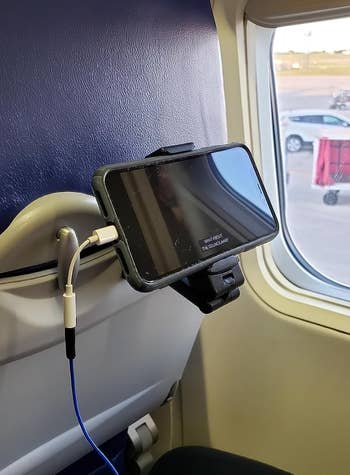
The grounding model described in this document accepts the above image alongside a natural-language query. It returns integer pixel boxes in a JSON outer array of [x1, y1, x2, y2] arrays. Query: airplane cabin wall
[[176, 1, 350, 474]]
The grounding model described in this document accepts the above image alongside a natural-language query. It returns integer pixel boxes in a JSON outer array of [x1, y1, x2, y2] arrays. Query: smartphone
[[92, 143, 279, 291]]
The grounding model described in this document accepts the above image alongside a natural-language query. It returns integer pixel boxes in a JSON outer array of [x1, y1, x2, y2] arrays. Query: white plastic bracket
[[127, 415, 159, 474]]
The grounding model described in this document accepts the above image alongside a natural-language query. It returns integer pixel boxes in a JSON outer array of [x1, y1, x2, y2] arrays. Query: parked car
[[330, 90, 350, 110], [280, 109, 350, 152]]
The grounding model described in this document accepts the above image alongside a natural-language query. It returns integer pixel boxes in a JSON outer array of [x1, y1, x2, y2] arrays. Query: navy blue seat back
[[0, 0, 226, 234]]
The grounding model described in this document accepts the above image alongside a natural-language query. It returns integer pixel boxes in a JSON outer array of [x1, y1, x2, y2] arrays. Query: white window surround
[[240, 20, 350, 333]]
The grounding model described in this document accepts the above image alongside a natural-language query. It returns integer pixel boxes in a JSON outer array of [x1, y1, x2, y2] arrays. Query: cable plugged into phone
[[59, 224, 120, 475]]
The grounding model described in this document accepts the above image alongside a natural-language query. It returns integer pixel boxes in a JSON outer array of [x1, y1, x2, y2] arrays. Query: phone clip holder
[[147, 143, 245, 314]]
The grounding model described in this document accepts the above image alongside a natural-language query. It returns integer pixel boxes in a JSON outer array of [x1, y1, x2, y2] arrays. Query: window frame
[[246, 20, 350, 305]]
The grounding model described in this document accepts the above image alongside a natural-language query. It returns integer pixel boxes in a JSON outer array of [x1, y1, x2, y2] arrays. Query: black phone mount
[[171, 255, 244, 314], [147, 142, 245, 314]]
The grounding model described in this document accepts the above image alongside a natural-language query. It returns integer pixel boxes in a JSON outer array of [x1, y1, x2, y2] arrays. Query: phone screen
[[104, 146, 278, 281]]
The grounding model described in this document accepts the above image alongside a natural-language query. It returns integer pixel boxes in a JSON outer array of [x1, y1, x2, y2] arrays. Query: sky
[[274, 18, 350, 53]]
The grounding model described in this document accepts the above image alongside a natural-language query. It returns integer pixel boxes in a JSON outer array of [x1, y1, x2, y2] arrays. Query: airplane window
[[272, 17, 350, 287]]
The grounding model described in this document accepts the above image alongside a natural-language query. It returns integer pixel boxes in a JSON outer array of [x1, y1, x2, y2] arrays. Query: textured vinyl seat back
[[0, 0, 226, 235], [0, 3, 227, 472]]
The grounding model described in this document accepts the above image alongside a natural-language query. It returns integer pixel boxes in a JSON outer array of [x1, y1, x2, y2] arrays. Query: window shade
[[246, 0, 350, 27]]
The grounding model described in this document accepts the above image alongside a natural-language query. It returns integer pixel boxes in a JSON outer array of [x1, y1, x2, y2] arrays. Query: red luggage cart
[[313, 137, 350, 205]]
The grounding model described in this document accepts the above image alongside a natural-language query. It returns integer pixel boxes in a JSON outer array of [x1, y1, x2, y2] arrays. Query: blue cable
[[69, 359, 120, 475]]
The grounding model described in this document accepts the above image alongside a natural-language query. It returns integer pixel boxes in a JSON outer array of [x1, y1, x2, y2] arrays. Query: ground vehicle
[[313, 137, 350, 205], [330, 90, 350, 110], [281, 109, 350, 152]]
